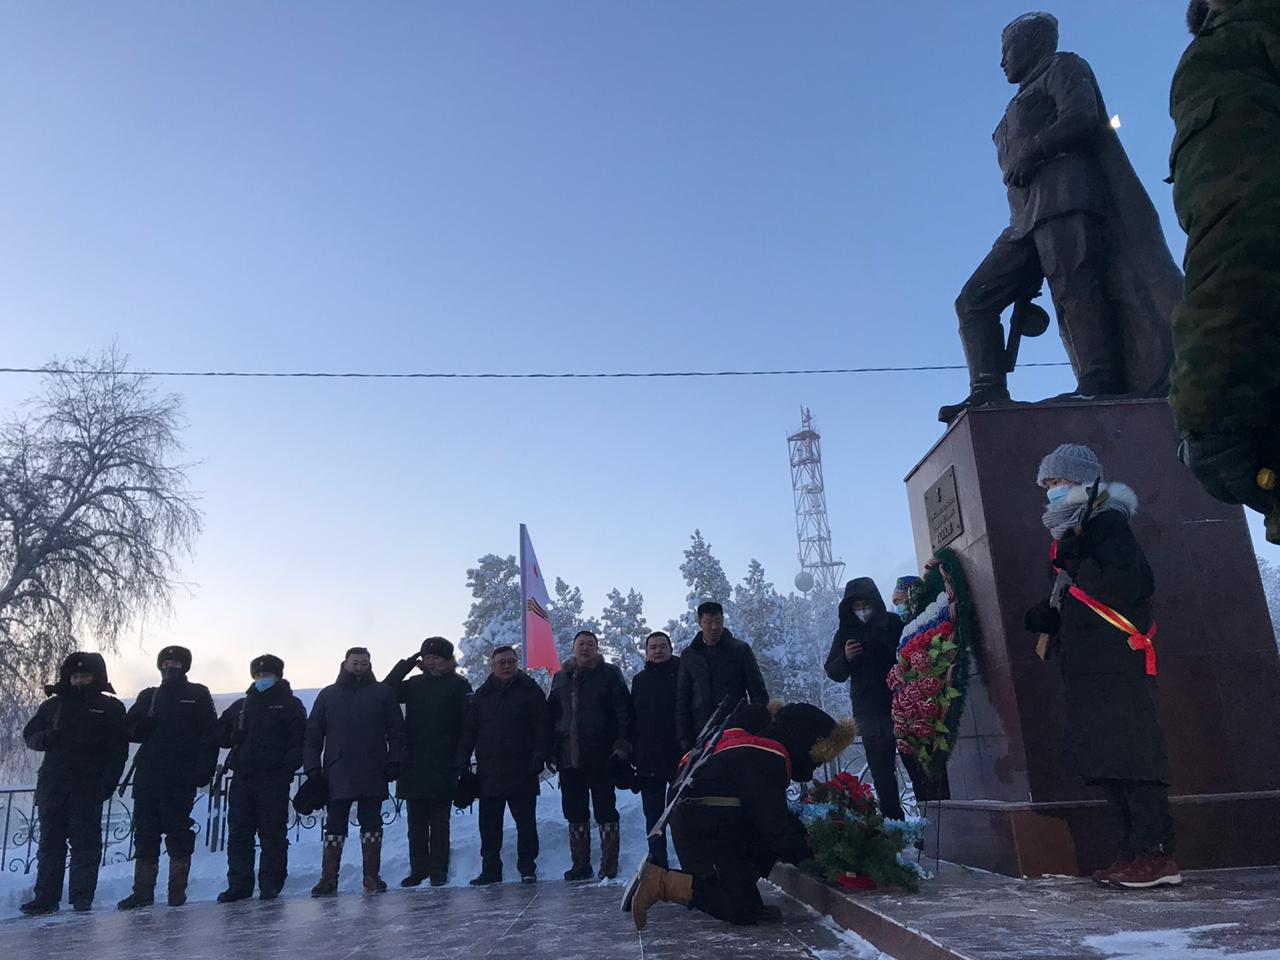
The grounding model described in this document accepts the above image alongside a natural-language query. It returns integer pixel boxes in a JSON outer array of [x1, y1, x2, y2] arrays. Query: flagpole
[[519, 523, 529, 672]]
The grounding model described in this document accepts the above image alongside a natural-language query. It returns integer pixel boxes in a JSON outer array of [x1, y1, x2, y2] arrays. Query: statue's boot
[[938, 323, 1010, 425]]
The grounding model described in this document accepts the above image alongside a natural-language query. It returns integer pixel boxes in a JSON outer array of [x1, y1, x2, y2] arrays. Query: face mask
[[893, 603, 909, 618], [160, 667, 183, 683], [855, 609, 873, 623], [254, 678, 276, 693], [1046, 485, 1072, 505]]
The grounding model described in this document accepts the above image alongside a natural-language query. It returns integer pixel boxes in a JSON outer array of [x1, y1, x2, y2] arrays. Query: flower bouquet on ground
[[888, 549, 975, 774], [791, 772, 922, 893]]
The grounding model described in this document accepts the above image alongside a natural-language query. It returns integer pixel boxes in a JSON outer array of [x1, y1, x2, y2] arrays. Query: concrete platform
[[0, 877, 886, 960], [772, 861, 1280, 960]]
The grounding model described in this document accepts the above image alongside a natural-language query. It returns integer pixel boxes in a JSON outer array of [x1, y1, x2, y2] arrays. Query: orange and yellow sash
[[1050, 541, 1158, 676]]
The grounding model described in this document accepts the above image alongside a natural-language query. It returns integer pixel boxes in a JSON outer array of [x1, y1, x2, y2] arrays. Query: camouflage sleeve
[[1168, 19, 1280, 434]]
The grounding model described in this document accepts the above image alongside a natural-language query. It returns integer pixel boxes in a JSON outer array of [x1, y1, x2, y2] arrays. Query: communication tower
[[788, 407, 845, 594]]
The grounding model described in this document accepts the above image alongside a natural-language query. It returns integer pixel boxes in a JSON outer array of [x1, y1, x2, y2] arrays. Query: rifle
[[117, 686, 161, 797], [621, 694, 744, 913], [1037, 477, 1106, 661]]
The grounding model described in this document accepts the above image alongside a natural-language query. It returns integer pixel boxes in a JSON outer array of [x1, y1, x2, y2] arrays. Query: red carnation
[[916, 676, 943, 698], [909, 719, 935, 739], [909, 650, 932, 674]]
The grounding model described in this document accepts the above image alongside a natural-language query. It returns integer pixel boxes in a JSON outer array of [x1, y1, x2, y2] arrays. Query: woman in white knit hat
[[1024, 443, 1179, 890]]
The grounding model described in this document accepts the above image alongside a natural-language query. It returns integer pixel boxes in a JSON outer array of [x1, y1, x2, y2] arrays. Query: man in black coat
[[1026, 443, 1176, 890], [631, 701, 853, 929], [548, 631, 632, 881], [304, 647, 406, 896], [456, 645, 550, 885], [214, 654, 307, 903], [825, 577, 911, 820], [675, 601, 769, 751], [630, 631, 681, 868], [118, 645, 218, 911], [20, 652, 128, 915]]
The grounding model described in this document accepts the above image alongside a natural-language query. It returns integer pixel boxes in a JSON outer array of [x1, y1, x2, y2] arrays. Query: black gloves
[[384, 762, 400, 782], [1180, 432, 1272, 514], [1052, 530, 1092, 574], [1024, 600, 1061, 636]]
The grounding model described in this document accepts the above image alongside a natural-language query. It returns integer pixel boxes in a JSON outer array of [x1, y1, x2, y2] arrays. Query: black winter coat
[[25, 685, 128, 805], [630, 656, 682, 781], [1042, 506, 1168, 783], [216, 680, 307, 782], [676, 729, 811, 874], [385, 658, 472, 801], [126, 677, 219, 797], [824, 578, 902, 738], [304, 670, 406, 802], [457, 671, 549, 798], [549, 655, 631, 773], [675, 630, 768, 748]]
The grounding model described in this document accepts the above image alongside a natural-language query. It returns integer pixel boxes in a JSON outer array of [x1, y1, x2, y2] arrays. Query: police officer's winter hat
[[420, 636, 454, 660], [51, 651, 114, 695], [1037, 443, 1102, 487], [250, 654, 285, 678], [156, 645, 193, 674], [765, 701, 857, 783]]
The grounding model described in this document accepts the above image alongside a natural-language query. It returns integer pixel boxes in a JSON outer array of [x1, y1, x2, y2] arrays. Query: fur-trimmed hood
[[1059, 480, 1139, 517]]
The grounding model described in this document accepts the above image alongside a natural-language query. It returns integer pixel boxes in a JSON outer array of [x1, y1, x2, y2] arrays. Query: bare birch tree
[[0, 351, 201, 762]]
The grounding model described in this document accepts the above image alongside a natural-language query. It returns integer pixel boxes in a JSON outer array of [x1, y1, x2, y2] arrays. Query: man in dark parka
[[1025, 444, 1177, 889], [384, 636, 472, 887], [21, 652, 128, 915], [214, 654, 307, 903], [675, 601, 769, 751], [824, 577, 916, 820], [456, 645, 550, 885], [304, 647, 406, 896], [631, 701, 854, 929], [548, 631, 632, 881], [630, 631, 682, 868], [118, 645, 218, 910], [1170, 0, 1280, 518]]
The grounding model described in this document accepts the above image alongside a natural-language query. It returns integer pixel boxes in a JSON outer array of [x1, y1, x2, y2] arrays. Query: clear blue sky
[[0, 1, 1256, 698]]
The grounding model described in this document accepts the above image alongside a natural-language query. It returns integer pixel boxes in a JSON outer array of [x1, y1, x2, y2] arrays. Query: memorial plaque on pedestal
[[906, 399, 1280, 877], [925, 466, 963, 551]]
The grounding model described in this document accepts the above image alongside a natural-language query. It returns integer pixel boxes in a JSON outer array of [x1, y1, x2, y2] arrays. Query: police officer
[[118, 645, 218, 910], [20, 652, 128, 915], [215, 654, 307, 902]]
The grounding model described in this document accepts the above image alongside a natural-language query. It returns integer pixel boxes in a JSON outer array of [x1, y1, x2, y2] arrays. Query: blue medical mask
[[1046, 485, 1072, 505], [893, 603, 909, 618], [253, 677, 276, 693]]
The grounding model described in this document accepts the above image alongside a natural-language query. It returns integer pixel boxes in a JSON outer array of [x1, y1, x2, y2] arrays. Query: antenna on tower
[[788, 407, 845, 595]]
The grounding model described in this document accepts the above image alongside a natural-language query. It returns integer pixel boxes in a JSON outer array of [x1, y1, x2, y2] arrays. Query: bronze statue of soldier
[[939, 12, 1183, 425]]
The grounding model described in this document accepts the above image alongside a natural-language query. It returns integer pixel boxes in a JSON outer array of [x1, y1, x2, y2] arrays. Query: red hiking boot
[[1090, 855, 1131, 887], [1108, 852, 1182, 889]]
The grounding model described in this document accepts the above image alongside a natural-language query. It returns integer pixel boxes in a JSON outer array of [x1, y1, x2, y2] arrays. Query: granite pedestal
[[906, 399, 1280, 876]]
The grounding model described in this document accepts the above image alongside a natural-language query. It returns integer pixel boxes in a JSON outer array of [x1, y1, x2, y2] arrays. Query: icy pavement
[[779, 860, 1280, 960], [0, 877, 889, 960]]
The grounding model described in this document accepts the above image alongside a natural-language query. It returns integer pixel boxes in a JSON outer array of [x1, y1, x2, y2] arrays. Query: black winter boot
[[117, 859, 159, 910], [19, 899, 59, 917], [563, 822, 593, 881], [938, 320, 1011, 424]]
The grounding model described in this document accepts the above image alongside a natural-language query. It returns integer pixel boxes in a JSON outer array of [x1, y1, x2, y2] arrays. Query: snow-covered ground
[[0, 776, 655, 917]]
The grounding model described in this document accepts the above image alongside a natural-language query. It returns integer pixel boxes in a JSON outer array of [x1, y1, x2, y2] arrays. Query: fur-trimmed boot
[[361, 831, 387, 893], [563, 822, 593, 882], [117, 859, 159, 910], [598, 821, 620, 880], [167, 856, 191, 906], [310, 835, 344, 897], [631, 862, 694, 931]]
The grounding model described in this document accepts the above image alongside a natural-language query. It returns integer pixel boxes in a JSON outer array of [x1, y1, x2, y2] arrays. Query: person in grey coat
[[304, 647, 406, 896]]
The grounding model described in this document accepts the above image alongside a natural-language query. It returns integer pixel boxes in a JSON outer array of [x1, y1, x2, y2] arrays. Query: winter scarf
[[1042, 481, 1138, 540]]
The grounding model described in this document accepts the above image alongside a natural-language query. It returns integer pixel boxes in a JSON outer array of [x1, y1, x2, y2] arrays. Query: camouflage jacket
[[1168, 0, 1280, 434]]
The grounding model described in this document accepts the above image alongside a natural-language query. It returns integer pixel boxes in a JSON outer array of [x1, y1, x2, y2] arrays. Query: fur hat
[[1037, 443, 1102, 487], [156, 645, 192, 674], [50, 651, 114, 695], [421, 636, 454, 660], [765, 701, 857, 783], [250, 654, 285, 678]]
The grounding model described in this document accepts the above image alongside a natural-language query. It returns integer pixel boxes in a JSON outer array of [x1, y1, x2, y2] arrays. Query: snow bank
[[0, 777, 654, 918]]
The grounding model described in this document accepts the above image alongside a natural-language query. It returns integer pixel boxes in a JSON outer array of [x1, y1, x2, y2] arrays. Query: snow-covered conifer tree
[[459, 553, 522, 680], [599, 587, 648, 679], [548, 576, 601, 663], [675, 530, 734, 645]]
